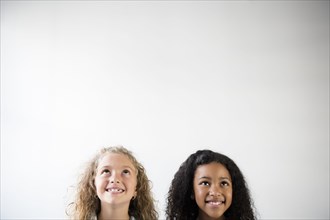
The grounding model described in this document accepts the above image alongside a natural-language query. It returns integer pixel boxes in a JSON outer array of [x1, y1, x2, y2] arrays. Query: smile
[[106, 187, 125, 193], [206, 199, 225, 206]]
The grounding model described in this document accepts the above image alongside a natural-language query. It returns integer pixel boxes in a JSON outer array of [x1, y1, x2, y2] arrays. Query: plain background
[[1, 1, 329, 219]]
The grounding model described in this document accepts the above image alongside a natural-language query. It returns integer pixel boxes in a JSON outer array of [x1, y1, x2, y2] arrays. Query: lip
[[106, 186, 125, 193], [205, 199, 225, 207]]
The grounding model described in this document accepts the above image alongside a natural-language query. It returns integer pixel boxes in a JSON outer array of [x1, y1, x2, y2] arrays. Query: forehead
[[97, 152, 135, 169], [194, 162, 231, 179]]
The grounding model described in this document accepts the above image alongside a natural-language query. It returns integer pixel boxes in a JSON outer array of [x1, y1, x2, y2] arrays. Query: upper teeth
[[108, 188, 124, 192], [209, 201, 223, 205]]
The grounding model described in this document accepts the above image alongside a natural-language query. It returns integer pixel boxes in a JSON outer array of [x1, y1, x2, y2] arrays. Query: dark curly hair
[[166, 149, 257, 220]]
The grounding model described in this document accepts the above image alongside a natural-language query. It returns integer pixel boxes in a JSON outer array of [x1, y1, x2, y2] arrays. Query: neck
[[98, 203, 130, 220], [196, 215, 226, 220]]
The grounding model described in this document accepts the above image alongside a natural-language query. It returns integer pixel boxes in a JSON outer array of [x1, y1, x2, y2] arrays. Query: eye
[[220, 180, 230, 187], [101, 169, 110, 176], [122, 169, 131, 175], [199, 181, 210, 186]]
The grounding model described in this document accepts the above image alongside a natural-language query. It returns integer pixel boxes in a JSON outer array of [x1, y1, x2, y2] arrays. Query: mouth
[[206, 200, 225, 206], [106, 187, 125, 193]]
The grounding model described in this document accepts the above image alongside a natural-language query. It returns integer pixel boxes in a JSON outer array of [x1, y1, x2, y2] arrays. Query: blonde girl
[[67, 146, 158, 220]]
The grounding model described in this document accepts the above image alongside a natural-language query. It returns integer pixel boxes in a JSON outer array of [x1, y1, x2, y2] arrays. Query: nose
[[209, 185, 221, 197], [110, 179, 120, 183], [209, 191, 221, 196], [109, 172, 121, 183]]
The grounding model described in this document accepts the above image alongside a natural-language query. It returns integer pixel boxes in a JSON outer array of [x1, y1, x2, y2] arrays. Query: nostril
[[209, 191, 221, 197]]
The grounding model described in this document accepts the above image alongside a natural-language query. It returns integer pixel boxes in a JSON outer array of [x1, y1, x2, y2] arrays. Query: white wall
[[1, 1, 329, 219]]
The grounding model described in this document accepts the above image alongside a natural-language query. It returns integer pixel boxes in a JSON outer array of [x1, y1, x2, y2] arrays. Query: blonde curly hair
[[67, 146, 158, 219]]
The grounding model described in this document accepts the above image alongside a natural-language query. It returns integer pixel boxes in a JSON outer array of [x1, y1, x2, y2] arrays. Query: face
[[94, 152, 137, 208], [193, 162, 233, 220]]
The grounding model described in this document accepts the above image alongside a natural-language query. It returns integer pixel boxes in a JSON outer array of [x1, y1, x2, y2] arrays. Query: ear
[[132, 191, 137, 200]]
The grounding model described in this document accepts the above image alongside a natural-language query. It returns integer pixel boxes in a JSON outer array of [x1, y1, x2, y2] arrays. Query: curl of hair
[[67, 146, 158, 220], [166, 149, 257, 220]]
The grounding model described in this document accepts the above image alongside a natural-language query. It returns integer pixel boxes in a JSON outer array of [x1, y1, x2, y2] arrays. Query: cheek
[[123, 175, 137, 189], [194, 187, 205, 202], [193, 182, 198, 195], [93, 179, 101, 198], [225, 189, 233, 204], [130, 177, 138, 190], [94, 177, 105, 191], [94, 179, 99, 192]]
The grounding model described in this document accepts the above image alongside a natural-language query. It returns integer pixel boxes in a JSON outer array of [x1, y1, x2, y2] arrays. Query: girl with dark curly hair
[[67, 146, 158, 220], [166, 149, 257, 220]]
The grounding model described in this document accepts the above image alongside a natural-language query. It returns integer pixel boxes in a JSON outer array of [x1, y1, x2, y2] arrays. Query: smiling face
[[94, 152, 137, 208], [193, 162, 233, 220]]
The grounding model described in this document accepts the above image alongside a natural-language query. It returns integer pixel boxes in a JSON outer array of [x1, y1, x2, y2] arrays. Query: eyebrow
[[98, 165, 135, 170], [198, 176, 231, 181], [199, 176, 211, 180]]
